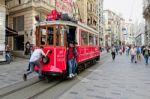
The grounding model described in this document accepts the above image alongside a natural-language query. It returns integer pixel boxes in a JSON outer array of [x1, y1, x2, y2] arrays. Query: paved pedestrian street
[[0, 58, 37, 89], [59, 54, 150, 99]]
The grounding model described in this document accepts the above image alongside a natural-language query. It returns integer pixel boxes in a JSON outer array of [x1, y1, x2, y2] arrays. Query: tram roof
[[37, 20, 99, 35]]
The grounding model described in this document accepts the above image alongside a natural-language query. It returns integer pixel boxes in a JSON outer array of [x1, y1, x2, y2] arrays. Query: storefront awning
[[6, 27, 18, 37]]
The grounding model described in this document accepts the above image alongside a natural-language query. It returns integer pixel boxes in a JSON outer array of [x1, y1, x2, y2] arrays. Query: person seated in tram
[[67, 41, 75, 78]]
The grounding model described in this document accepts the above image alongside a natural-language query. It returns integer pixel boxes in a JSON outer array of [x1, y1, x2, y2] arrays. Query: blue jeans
[[144, 55, 149, 64], [72, 58, 77, 74], [131, 55, 135, 63], [5, 52, 11, 63], [68, 59, 73, 75], [26, 60, 42, 76]]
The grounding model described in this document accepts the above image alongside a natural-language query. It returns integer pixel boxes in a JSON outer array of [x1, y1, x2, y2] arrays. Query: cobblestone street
[[59, 54, 150, 99]]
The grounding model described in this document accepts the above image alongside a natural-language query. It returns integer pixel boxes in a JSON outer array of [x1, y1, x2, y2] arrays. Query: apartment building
[[143, 0, 150, 45], [97, 0, 104, 46], [5, 0, 99, 57], [103, 10, 123, 46], [75, 0, 98, 30], [0, 0, 6, 61], [123, 21, 135, 45], [5, 0, 55, 56]]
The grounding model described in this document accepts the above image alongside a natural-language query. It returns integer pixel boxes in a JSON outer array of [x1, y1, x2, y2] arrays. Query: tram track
[[0, 52, 109, 99], [27, 80, 62, 99], [0, 77, 40, 98], [0, 78, 61, 99]]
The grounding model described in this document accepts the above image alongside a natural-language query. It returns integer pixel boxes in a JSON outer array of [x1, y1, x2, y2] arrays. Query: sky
[[104, 0, 144, 23]]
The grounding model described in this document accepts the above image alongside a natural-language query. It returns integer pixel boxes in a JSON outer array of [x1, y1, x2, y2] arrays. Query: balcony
[[7, 0, 55, 14]]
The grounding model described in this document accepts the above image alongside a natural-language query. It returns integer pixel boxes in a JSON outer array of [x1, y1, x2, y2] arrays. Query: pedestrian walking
[[111, 45, 116, 60], [23, 46, 50, 81], [5, 44, 12, 63], [136, 46, 142, 61], [130, 46, 137, 63], [115, 45, 119, 55], [119, 47, 122, 55], [27, 45, 34, 71], [143, 46, 150, 65], [126, 46, 129, 56], [123, 46, 125, 53]]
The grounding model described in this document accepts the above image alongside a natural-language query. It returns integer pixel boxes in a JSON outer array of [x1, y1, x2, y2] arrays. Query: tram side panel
[[77, 45, 100, 63], [35, 46, 66, 75]]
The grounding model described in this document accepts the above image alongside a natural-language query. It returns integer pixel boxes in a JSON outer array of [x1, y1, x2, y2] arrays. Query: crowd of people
[[109, 44, 150, 65], [129, 45, 150, 65]]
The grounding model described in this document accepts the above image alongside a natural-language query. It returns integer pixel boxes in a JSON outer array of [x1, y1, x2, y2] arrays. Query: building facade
[[0, 0, 6, 61], [5, 0, 56, 57], [56, 0, 74, 17], [103, 10, 123, 47], [75, 0, 98, 30], [143, 0, 150, 45], [6, 0, 78, 56], [135, 22, 145, 46], [6, 0, 99, 57], [123, 21, 135, 45], [97, 0, 104, 46]]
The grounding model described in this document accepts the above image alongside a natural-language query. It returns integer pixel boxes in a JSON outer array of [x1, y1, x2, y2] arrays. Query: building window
[[18, 0, 21, 4], [14, 35, 24, 51], [90, 4, 92, 11], [13, 15, 24, 31]]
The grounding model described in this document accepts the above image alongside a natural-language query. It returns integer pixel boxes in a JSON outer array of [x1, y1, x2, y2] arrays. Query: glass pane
[[60, 26, 65, 46], [89, 34, 94, 45], [56, 26, 65, 46], [81, 31, 88, 45], [47, 26, 54, 45], [40, 26, 47, 45]]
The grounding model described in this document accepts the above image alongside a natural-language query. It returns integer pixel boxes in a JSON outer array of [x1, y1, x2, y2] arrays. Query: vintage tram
[[34, 20, 100, 79]]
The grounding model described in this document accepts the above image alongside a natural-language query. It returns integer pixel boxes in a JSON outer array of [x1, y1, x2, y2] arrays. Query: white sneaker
[[69, 74, 72, 78], [71, 74, 75, 77], [70, 74, 74, 77]]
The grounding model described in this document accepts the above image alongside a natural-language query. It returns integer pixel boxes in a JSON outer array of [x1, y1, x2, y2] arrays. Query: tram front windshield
[[39, 25, 66, 46]]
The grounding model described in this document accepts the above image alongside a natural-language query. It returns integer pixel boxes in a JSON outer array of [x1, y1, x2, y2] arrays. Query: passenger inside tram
[[47, 27, 54, 45]]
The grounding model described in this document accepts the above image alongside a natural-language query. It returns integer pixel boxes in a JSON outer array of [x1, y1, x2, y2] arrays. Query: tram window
[[89, 34, 94, 45], [93, 35, 98, 45], [47, 27, 54, 45], [56, 26, 65, 46], [60, 26, 65, 46], [40, 27, 47, 45], [81, 31, 88, 45], [95, 36, 98, 45]]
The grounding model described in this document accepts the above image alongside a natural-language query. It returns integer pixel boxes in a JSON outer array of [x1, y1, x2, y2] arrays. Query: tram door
[[54, 25, 67, 71]]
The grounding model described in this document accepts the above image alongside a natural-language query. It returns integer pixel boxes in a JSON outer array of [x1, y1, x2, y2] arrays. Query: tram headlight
[[42, 56, 50, 64]]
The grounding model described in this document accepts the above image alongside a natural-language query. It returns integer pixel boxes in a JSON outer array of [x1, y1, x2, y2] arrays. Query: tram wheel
[[45, 77, 51, 83], [61, 71, 67, 80], [93, 59, 96, 64], [38, 75, 45, 80]]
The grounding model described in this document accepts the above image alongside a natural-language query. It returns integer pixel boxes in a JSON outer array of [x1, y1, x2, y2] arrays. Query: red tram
[[34, 20, 100, 79]]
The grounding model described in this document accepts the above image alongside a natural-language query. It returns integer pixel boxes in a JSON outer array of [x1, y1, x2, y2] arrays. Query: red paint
[[35, 46, 66, 73]]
